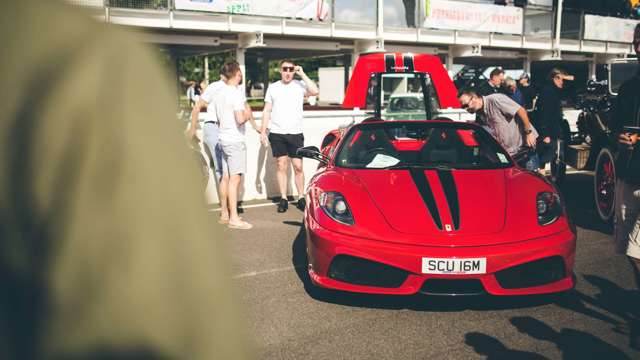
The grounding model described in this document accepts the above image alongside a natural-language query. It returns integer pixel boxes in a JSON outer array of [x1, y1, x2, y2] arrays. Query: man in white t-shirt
[[189, 70, 258, 184], [260, 59, 318, 213], [213, 61, 253, 230]]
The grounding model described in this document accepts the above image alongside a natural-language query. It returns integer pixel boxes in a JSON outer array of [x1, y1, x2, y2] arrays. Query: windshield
[[334, 122, 513, 170], [365, 73, 440, 120]]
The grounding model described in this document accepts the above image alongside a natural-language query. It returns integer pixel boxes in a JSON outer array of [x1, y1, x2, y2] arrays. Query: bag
[[624, 146, 640, 184], [622, 107, 640, 184]]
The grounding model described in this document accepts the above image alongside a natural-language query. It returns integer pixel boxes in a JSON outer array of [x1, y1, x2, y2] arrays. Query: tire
[[593, 147, 616, 223], [549, 139, 566, 183]]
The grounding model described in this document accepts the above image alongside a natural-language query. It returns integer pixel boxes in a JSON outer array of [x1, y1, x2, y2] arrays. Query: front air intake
[[495, 256, 566, 289], [327, 255, 409, 288], [420, 279, 485, 296]]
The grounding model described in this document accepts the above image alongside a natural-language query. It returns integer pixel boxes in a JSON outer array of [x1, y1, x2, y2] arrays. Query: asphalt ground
[[219, 172, 640, 359]]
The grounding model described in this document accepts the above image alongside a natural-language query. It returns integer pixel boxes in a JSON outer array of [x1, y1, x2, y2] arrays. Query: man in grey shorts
[[189, 70, 258, 184], [213, 61, 252, 230]]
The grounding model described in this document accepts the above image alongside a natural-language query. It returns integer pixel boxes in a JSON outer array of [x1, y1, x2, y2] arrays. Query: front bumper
[[306, 215, 576, 296]]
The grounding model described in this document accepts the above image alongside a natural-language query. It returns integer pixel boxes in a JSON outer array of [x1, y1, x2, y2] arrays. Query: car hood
[[354, 168, 507, 238]]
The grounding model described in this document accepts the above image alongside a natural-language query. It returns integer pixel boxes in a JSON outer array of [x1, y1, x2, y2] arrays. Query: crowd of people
[[458, 66, 574, 175], [188, 59, 318, 229]]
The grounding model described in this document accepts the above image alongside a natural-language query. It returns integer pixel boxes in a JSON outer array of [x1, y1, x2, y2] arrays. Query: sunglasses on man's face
[[460, 97, 475, 109], [281, 66, 295, 72]]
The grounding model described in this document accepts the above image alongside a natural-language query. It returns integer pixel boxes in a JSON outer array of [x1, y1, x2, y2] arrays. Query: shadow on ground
[[465, 272, 640, 359], [465, 332, 549, 359], [465, 315, 633, 359]]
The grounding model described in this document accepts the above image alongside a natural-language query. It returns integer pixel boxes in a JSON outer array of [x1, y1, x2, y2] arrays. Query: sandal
[[218, 216, 241, 224], [228, 220, 253, 230]]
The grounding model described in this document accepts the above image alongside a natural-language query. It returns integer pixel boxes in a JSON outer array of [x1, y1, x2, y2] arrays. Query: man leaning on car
[[458, 90, 540, 172]]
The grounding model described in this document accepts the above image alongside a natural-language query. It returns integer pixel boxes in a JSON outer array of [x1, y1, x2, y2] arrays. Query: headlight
[[319, 191, 354, 225], [537, 192, 562, 226]]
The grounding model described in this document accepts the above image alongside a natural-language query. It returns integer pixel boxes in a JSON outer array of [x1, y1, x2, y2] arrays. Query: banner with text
[[174, 0, 330, 21], [583, 14, 639, 43], [423, 0, 523, 34]]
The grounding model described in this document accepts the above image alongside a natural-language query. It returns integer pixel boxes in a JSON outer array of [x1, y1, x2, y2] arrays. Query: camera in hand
[[624, 126, 640, 134]]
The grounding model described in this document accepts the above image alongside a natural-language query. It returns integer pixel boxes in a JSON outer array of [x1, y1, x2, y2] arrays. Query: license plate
[[421, 257, 487, 275]]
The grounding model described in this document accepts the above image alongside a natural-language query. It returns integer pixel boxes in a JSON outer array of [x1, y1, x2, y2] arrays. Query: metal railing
[[66, 1, 635, 45], [63, 0, 104, 7]]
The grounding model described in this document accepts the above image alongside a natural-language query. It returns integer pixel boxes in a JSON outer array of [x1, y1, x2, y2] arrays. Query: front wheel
[[593, 147, 616, 223]]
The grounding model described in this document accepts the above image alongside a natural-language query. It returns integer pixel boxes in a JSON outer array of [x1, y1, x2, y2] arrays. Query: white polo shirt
[[264, 80, 307, 134]]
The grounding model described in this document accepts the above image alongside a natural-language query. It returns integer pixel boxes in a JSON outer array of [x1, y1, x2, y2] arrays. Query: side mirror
[[297, 146, 329, 165]]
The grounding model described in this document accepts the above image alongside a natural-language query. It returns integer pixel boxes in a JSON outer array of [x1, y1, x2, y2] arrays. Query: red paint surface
[[342, 52, 460, 110]]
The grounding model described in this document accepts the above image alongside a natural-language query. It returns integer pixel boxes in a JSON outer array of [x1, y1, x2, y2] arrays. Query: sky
[[334, 0, 377, 24], [334, 0, 413, 27]]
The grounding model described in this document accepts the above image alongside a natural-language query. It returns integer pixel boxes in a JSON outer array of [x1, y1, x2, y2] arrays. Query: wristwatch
[[524, 129, 533, 135]]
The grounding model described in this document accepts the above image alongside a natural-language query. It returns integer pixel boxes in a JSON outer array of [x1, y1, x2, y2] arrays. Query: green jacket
[[0, 1, 250, 359]]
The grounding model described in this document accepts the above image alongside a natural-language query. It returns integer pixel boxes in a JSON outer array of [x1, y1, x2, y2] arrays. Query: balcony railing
[[107, 0, 169, 10], [65, 0, 635, 46]]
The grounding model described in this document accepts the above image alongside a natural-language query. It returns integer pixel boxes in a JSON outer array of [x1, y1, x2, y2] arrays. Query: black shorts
[[269, 132, 304, 158]]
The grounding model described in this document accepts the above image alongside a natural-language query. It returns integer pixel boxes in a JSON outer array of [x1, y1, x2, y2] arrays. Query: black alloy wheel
[[593, 147, 616, 223]]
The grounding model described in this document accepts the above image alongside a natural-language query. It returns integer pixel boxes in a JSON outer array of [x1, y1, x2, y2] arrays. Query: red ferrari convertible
[[297, 53, 576, 296]]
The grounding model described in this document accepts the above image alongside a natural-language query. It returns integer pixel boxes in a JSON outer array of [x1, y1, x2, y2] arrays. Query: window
[[364, 73, 440, 120]]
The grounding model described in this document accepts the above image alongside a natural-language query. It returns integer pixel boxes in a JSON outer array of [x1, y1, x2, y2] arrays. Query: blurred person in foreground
[[613, 23, 640, 351], [0, 1, 250, 359]]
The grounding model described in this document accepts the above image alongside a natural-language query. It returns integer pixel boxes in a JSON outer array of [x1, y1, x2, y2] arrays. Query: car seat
[[421, 130, 459, 164], [351, 130, 398, 165]]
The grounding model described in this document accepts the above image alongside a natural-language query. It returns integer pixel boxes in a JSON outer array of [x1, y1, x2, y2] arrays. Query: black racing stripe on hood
[[403, 54, 414, 72], [409, 169, 443, 230], [385, 53, 395, 73], [437, 170, 460, 230]]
